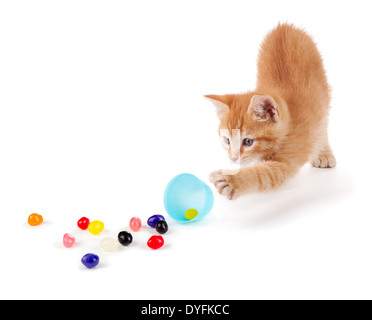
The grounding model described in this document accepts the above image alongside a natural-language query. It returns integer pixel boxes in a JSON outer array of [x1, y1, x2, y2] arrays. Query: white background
[[0, 0, 371, 300]]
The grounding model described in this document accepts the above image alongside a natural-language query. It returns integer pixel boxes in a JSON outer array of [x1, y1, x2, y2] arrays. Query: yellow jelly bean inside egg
[[184, 209, 199, 220]]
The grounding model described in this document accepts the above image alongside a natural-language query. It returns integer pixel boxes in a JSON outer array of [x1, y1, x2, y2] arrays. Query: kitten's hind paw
[[210, 170, 239, 200], [311, 152, 336, 168]]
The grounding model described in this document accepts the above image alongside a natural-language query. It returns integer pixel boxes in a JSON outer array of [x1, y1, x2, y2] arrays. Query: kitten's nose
[[230, 156, 239, 163]]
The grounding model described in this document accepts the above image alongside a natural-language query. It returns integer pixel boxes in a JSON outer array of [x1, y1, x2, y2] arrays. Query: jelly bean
[[81, 253, 100, 269], [28, 213, 43, 226], [100, 237, 119, 252], [147, 215, 165, 228], [77, 217, 90, 230], [184, 208, 199, 220], [118, 231, 133, 246], [129, 217, 142, 232], [88, 220, 104, 235], [63, 233, 75, 248], [147, 235, 164, 250], [155, 220, 168, 234]]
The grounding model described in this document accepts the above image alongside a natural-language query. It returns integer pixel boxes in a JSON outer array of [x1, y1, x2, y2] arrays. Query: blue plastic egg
[[163, 173, 214, 222]]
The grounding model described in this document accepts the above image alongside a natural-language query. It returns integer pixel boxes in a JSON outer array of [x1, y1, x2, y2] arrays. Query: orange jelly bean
[[28, 213, 43, 226]]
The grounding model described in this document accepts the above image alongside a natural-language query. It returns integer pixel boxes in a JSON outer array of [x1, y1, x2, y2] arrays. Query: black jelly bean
[[155, 220, 168, 234], [118, 231, 133, 246]]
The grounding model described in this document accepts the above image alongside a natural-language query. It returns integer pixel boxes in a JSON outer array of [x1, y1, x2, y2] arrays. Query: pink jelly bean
[[129, 217, 142, 232], [63, 233, 76, 248]]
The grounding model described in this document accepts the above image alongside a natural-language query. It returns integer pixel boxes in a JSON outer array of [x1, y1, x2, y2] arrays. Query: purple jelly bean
[[147, 215, 165, 228], [81, 253, 100, 269]]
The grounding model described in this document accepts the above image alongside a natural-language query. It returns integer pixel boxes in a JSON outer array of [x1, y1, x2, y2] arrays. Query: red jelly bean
[[77, 217, 90, 230], [147, 235, 164, 250]]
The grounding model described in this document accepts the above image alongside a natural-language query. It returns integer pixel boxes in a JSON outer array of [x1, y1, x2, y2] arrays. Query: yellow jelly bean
[[184, 208, 199, 220], [88, 220, 104, 235]]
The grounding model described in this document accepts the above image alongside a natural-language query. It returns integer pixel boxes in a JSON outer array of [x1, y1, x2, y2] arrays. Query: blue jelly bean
[[147, 215, 165, 228], [81, 253, 100, 269]]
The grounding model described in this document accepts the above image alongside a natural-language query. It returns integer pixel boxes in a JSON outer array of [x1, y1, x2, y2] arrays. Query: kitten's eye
[[223, 137, 230, 145], [243, 138, 254, 146]]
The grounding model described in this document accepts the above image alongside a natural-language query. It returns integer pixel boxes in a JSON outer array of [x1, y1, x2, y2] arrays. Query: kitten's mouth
[[239, 157, 259, 166], [230, 158, 245, 166], [239, 159, 249, 166], [229, 156, 259, 166]]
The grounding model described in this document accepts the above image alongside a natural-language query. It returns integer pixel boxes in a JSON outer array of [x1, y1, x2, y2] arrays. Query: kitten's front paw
[[210, 170, 239, 200], [311, 152, 336, 168]]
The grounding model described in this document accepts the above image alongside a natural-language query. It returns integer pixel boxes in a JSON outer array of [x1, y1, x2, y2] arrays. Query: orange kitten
[[205, 23, 336, 200]]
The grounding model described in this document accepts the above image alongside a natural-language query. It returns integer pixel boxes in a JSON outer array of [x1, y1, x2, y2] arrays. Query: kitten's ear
[[204, 95, 230, 119], [249, 95, 279, 122]]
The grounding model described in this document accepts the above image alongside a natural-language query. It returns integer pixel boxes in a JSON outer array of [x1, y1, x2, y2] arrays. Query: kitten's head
[[205, 93, 288, 165]]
